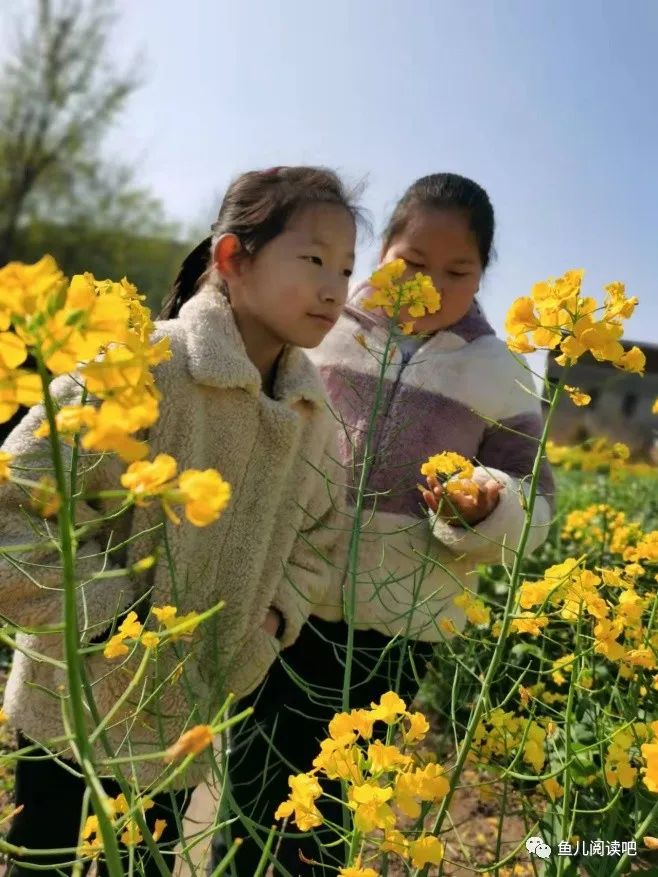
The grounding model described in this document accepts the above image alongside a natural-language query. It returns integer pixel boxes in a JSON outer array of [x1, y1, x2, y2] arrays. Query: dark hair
[[382, 173, 496, 271], [159, 166, 362, 320]]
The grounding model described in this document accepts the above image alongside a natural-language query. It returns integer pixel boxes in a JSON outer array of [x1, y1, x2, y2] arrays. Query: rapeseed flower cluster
[[420, 451, 479, 499], [103, 604, 203, 660], [0, 257, 231, 526], [79, 793, 167, 857], [505, 269, 645, 373], [275, 692, 448, 871], [471, 708, 548, 773], [604, 722, 658, 791], [546, 439, 658, 482], [362, 258, 441, 335]]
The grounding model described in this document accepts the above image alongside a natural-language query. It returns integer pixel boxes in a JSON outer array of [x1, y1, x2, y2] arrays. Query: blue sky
[[32, 2, 658, 358]]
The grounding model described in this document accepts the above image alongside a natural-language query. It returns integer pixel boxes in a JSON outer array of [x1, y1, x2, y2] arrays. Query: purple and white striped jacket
[[307, 284, 554, 641]]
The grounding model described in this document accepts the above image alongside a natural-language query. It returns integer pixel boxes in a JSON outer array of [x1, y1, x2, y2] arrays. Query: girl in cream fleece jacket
[[0, 166, 358, 875]]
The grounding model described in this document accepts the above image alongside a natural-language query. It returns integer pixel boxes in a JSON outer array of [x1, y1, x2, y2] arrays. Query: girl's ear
[[213, 234, 244, 281]]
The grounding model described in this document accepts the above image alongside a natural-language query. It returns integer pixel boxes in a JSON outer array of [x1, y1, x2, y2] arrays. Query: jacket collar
[[344, 279, 495, 345], [173, 286, 326, 409]]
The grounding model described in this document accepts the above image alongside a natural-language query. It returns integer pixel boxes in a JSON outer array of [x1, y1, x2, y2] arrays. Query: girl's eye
[[448, 271, 469, 278], [301, 255, 323, 266], [404, 259, 423, 269]]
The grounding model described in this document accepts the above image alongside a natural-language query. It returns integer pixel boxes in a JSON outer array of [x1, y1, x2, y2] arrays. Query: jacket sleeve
[[271, 429, 347, 647], [0, 374, 135, 639], [430, 402, 555, 566]]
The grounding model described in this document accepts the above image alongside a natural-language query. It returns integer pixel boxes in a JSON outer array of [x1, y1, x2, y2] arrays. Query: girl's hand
[[422, 474, 502, 527], [262, 607, 283, 638]]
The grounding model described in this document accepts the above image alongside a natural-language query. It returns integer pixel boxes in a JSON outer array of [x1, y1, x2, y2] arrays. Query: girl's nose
[[319, 279, 347, 304]]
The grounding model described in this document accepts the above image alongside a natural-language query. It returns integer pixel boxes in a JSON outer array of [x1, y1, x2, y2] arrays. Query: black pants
[[213, 619, 435, 876], [5, 735, 192, 876]]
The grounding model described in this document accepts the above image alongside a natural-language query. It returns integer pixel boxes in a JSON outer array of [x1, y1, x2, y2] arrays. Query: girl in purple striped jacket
[[214, 173, 554, 874]]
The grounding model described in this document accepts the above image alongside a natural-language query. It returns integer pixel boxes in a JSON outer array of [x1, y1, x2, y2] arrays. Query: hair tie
[[262, 166, 284, 176]]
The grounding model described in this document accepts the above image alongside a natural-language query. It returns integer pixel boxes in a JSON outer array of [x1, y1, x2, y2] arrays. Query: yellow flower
[[505, 296, 538, 337], [0, 331, 28, 369], [652, 398, 658, 415], [510, 613, 549, 636], [641, 741, 658, 793], [82, 815, 100, 837], [328, 712, 358, 743], [367, 740, 411, 773], [103, 634, 129, 661], [141, 631, 159, 649], [348, 782, 396, 833], [102, 611, 142, 661], [132, 554, 156, 573], [394, 771, 423, 819], [507, 334, 536, 354], [0, 451, 12, 482], [363, 262, 440, 325], [564, 385, 591, 407], [152, 604, 178, 624], [413, 763, 450, 800], [399, 320, 415, 335], [80, 400, 152, 462], [151, 605, 201, 641], [369, 691, 407, 723], [408, 835, 444, 869], [380, 829, 409, 858], [506, 270, 640, 373], [551, 654, 575, 686], [79, 813, 103, 858], [275, 773, 324, 831], [152, 818, 167, 842], [541, 776, 564, 800], [369, 259, 406, 289], [0, 708, 7, 723], [350, 708, 375, 740], [312, 738, 359, 782], [616, 345, 646, 374], [164, 724, 214, 762], [118, 611, 142, 640], [404, 711, 430, 743], [177, 468, 232, 527], [420, 451, 474, 480], [0, 256, 65, 324], [339, 866, 379, 877], [121, 454, 178, 500], [120, 820, 143, 846], [454, 592, 491, 627]]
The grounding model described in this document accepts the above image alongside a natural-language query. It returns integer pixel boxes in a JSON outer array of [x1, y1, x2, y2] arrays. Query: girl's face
[[220, 203, 355, 351], [379, 208, 483, 333]]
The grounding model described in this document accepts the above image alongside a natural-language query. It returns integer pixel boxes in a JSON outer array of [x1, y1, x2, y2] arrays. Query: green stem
[[556, 611, 582, 877], [342, 334, 395, 711], [36, 356, 124, 876]]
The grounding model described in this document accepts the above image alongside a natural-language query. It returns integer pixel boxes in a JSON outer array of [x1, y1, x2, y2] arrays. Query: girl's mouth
[[308, 313, 336, 327]]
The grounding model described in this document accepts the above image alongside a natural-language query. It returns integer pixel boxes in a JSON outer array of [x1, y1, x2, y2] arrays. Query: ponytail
[[158, 236, 212, 320]]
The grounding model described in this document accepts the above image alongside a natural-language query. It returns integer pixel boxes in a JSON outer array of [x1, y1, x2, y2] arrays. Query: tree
[[0, 0, 178, 265], [0, 0, 194, 444]]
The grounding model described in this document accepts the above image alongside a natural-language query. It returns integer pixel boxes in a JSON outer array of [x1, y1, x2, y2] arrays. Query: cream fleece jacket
[[0, 287, 345, 788]]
